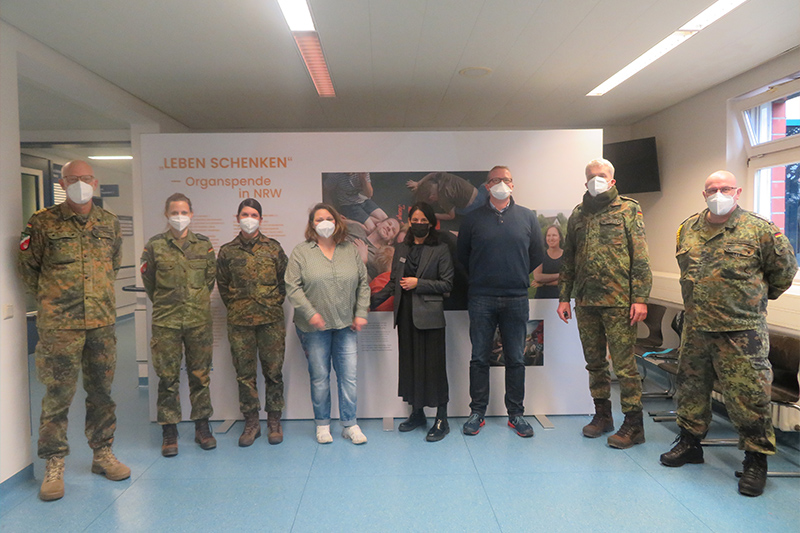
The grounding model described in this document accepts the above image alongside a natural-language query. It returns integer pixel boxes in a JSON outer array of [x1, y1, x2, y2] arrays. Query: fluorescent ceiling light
[[278, 0, 335, 97], [587, 0, 749, 96], [294, 32, 335, 97], [88, 155, 133, 160], [277, 0, 315, 31]]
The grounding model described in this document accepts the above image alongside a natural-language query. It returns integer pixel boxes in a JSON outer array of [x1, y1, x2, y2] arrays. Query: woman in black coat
[[371, 202, 454, 441]]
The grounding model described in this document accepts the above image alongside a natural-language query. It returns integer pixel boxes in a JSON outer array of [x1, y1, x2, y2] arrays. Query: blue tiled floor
[[2, 317, 799, 532]]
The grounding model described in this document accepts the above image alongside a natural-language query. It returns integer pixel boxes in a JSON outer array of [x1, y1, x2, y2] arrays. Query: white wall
[[0, 19, 31, 486], [618, 47, 800, 333], [0, 20, 185, 483]]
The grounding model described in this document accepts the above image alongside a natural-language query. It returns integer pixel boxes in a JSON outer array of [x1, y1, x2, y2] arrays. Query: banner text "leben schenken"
[[163, 157, 288, 169]]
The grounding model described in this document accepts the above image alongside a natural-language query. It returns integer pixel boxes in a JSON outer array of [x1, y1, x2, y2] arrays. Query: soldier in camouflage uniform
[[18, 160, 130, 501], [660, 170, 797, 497], [217, 198, 288, 447], [558, 158, 652, 449], [141, 193, 217, 456]]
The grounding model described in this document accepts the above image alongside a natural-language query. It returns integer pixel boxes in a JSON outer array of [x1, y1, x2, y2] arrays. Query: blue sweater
[[457, 198, 544, 297]]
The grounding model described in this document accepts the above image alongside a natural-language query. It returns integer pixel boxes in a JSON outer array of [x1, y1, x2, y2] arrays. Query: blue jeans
[[296, 327, 358, 426], [468, 295, 528, 416]]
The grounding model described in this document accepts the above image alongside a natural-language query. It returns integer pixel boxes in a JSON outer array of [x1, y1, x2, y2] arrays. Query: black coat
[[371, 242, 454, 330]]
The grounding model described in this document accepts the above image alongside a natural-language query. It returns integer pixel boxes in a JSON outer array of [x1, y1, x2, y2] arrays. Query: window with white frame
[[734, 75, 800, 267]]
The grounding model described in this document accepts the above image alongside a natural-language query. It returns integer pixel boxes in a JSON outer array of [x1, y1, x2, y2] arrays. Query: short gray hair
[[585, 158, 615, 178]]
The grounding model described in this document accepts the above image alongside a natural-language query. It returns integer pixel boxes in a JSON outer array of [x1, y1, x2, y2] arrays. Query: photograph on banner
[[529, 209, 570, 300], [488, 319, 544, 367], [322, 170, 489, 311]]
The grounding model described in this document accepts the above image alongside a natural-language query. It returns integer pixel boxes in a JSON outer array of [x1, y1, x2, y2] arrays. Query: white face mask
[[315, 220, 335, 239], [168, 215, 191, 233], [239, 217, 260, 234], [66, 181, 94, 205], [587, 176, 610, 197], [706, 191, 736, 216], [489, 181, 512, 200]]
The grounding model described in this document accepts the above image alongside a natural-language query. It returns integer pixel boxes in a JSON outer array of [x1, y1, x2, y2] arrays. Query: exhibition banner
[[140, 130, 599, 421]]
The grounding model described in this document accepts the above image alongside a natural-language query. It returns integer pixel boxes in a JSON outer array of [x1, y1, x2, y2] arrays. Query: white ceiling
[[3, 0, 799, 132]]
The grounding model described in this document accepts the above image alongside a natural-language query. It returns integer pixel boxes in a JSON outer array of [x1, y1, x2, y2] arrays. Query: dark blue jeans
[[467, 295, 528, 416]]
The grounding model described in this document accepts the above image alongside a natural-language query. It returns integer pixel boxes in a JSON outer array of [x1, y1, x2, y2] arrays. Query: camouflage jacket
[[141, 230, 216, 329], [216, 232, 288, 326], [560, 190, 652, 307], [18, 202, 121, 330], [676, 206, 798, 332]]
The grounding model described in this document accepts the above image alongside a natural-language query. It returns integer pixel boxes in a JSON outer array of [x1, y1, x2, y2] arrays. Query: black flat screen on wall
[[603, 137, 660, 194]]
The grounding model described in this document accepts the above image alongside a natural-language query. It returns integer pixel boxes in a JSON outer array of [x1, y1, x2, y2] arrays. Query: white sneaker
[[342, 424, 367, 444], [316, 425, 333, 444]]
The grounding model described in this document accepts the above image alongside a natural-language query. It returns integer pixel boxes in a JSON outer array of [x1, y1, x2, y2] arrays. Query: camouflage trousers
[[35, 326, 117, 459], [676, 322, 775, 454], [151, 324, 213, 424], [227, 321, 286, 414], [575, 306, 643, 413]]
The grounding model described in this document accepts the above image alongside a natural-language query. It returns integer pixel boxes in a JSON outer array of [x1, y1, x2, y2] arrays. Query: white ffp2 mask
[[315, 220, 335, 239], [239, 217, 260, 234], [706, 191, 736, 216], [587, 177, 610, 197], [489, 182, 512, 200], [66, 181, 94, 205], [169, 215, 191, 232]]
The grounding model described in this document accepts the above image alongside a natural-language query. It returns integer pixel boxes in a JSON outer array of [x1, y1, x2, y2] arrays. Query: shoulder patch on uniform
[[20, 234, 31, 251], [619, 195, 640, 205], [140, 260, 148, 275], [195, 233, 211, 241], [676, 224, 683, 248]]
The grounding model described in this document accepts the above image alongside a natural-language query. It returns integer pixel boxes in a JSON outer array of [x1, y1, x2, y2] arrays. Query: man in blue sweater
[[457, 166, 544, 437]]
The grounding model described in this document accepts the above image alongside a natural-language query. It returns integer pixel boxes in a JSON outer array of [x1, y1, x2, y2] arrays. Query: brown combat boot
[[267, 411, 283, 445], [239, 411, 261, 447], [161, 423, 179, 457], [91, 446, 131, 481], [583, 398, 614, 438], [607, 410, 645, 449], [194, 419, 217, 450], [39, 456, 65, 501]]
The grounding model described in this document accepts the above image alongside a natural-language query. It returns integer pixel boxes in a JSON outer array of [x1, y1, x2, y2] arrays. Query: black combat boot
[[738, 451, 767, 497], [607, 410, 645, 449], [238, 411, 261, 447], [583, 398, 614, 438], [194, 419, 217, 450], [660, 429, 704, 467], [161, 424, 179, 457]]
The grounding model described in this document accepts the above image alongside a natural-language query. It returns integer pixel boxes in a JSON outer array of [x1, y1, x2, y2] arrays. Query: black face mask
[[410, 223, 430, 239]]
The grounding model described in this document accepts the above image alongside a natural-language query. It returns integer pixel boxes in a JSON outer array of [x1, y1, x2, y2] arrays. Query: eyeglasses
[[63, 175, 94, 185], [704, 186, 737, 195], [487, 177, 513, 185]]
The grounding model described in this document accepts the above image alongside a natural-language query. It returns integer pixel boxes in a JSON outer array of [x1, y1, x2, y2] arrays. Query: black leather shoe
[[398, 410, 426, 432], [426, 418, 450, 442]]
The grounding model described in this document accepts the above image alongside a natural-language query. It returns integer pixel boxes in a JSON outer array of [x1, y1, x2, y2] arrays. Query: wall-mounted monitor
[[603, 137, 660, 194]]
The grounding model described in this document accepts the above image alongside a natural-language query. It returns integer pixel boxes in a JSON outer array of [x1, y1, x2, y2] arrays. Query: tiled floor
[[1, 316, 798, 532]]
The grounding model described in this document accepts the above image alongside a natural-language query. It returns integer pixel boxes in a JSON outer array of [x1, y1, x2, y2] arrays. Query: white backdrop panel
[[139, 130, 599, 421]]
